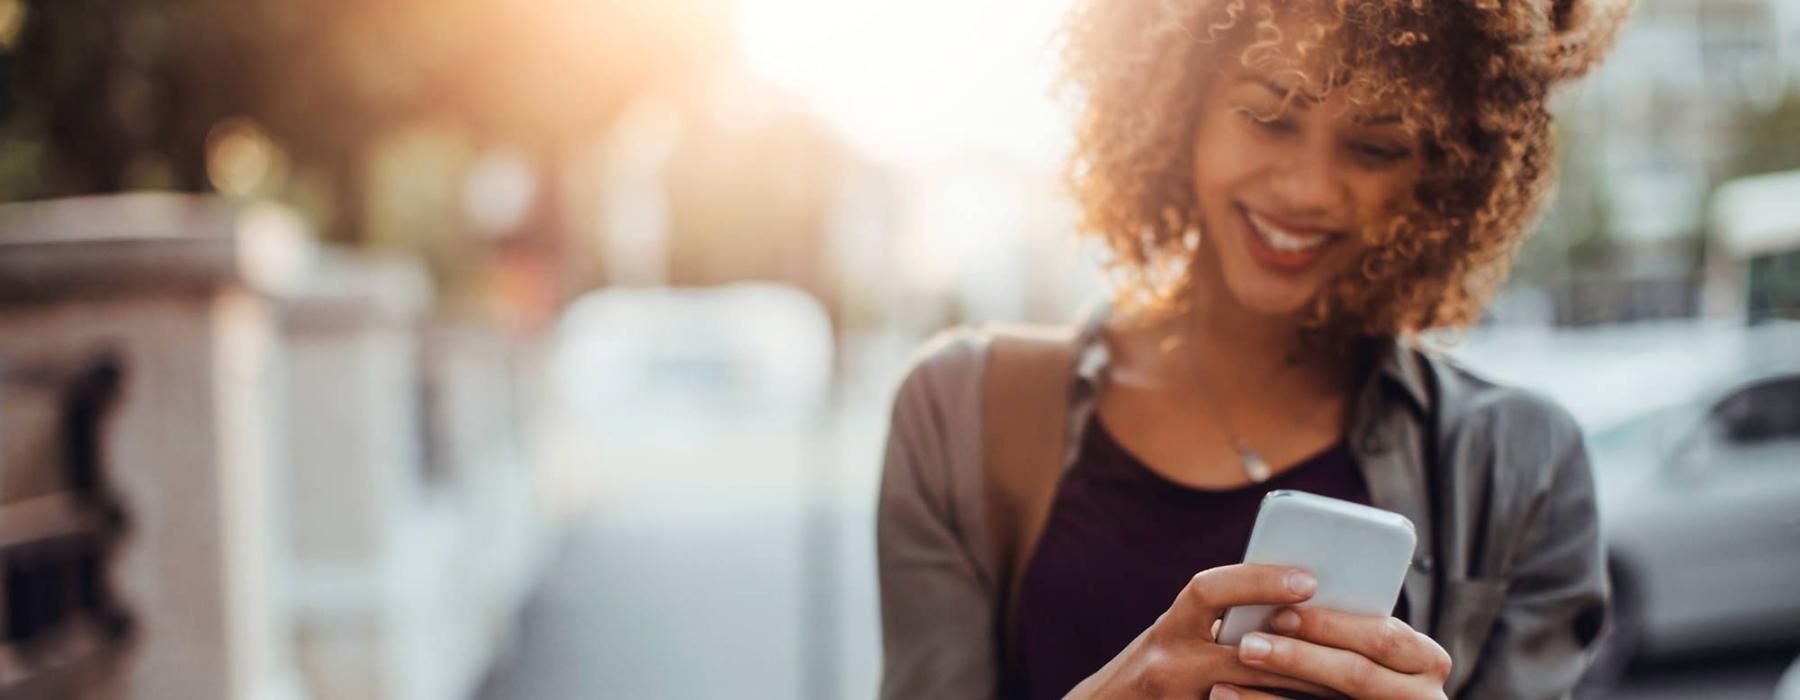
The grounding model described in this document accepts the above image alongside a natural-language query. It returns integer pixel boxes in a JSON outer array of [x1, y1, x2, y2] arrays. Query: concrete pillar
[[0, 193, 312, 700], [279, 253, 550, 700]]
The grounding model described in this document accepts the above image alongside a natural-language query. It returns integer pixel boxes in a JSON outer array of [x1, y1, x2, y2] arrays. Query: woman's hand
[[1210, 606, 1452, 700], [1065, 564, 1337, 699]]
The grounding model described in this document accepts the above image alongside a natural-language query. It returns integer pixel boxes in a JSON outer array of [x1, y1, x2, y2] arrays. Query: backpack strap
[[981, 323, 1081, 692]]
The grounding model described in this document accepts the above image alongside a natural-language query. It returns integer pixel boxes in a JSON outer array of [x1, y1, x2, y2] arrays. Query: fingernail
[[1271, 608, 1301, 632], [1287, 571, 1317, 595], [1240, 633, 1272, 661], [1210, 684, 1241, 700]]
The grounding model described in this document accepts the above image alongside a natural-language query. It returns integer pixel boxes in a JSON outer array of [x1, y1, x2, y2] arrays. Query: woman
[[877, 0, 1630, 699]]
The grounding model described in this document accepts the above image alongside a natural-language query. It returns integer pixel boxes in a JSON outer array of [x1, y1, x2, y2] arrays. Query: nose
[[1270, 150, 1349, 219]]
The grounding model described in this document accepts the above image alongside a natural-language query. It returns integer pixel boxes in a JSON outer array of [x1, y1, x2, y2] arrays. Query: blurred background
[[0, 0, 1794, 698]]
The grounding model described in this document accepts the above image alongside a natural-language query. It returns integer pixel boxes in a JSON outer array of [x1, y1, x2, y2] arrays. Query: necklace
[[1163, 333, 1304, 485], [1191, 370, 1275, 483]]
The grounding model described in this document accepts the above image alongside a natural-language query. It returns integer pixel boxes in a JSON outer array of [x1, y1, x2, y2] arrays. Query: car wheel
[[1577, 562, 1643, 698]]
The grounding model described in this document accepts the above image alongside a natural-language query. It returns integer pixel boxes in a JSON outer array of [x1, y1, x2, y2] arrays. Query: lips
[[1238, 204, 1345, 273]]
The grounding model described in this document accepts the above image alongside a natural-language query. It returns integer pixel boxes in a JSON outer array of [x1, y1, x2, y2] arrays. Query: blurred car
[[542, 282, 838, 510], [1455, 320, 1800, 689], [1587, 363, 1800, 669], [550, 282, 835, 432]]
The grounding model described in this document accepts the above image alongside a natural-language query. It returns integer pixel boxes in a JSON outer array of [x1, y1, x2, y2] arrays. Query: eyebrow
[[1239, 74, 1404, 126]]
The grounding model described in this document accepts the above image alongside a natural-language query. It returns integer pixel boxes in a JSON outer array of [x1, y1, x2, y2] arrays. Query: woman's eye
[[1351, 142, 1411, 165], [1236, 109, 1296, 135]]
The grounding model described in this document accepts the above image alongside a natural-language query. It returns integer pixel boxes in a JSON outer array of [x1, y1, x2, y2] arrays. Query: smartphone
[[1215, 490, 1416, 645]]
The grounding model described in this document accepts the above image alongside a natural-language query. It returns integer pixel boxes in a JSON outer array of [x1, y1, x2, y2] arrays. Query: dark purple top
[[1012, 418, 1405, 700]]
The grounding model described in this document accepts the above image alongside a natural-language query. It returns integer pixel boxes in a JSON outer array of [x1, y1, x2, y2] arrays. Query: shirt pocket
[[1438, 577, 1509, 695]]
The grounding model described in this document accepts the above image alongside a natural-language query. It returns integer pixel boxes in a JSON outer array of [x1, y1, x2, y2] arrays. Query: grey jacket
[[877, 320, 1608, 699]]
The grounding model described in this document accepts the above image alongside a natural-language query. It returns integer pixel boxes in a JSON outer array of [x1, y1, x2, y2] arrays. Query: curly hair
[[1059, 0, 1631, 340]]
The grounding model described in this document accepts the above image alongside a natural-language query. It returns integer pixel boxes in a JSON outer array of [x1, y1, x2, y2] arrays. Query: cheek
[[1352, 171, 1422, 225], [1191, 122, 1264, 202]]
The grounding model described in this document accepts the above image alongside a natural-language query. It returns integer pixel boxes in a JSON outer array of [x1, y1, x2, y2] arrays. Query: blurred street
[[478, 332, 905, 700]]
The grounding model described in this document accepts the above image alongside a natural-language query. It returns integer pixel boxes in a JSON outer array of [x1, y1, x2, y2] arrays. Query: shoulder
[[1417, 350, 1589, 488], [883, 327, 992, 476], [899, 327, 988, 388], [892, 320, 1088, 420], [891, 327, 989, 418], [1428, 354, 1583, 443]]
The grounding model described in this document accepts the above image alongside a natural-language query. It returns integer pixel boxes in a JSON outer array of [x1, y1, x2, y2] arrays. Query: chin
[[1229, 285, 1316, 317], [1217, 264, 1323, 317]]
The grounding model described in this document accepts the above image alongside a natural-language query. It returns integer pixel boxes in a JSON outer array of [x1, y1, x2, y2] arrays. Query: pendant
[[1240, 450, 1272, 483]]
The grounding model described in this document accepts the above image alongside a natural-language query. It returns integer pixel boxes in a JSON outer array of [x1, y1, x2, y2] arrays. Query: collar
[[1369, 335, 1432, 416]]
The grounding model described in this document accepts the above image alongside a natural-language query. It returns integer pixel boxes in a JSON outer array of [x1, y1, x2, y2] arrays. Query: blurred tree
[[0, 0, 727, 241], [1513, 121, 1616, 295], [1724, 88, 1800, 179], [0, 0, 733, 325]]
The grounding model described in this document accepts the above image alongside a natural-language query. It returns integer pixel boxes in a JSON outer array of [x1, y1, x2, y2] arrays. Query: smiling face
[[1189, 68, 1425, 318]]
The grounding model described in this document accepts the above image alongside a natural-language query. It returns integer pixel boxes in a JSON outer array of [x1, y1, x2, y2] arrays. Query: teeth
[[1246, 210, 1329, 253]]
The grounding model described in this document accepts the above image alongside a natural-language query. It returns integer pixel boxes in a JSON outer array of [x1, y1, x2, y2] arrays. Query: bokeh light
[[0, 0, 25, 50], [205, 118, 284, 197], [462, 150, 538, 236]]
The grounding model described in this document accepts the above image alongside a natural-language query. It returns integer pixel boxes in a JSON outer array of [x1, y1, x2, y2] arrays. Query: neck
[[1184, 283, 1304, 379], [1165, 268, 1353, 408]]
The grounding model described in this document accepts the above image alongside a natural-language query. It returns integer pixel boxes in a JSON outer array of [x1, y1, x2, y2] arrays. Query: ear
[[1539, 0, 1633, 84]]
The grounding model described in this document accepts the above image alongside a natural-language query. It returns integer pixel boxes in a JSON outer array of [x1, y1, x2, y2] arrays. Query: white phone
[[1215, 490, 1417, 645]]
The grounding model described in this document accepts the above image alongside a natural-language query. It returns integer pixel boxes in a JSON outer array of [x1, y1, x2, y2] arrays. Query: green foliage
[[1515, 120, 1615, 288], [0, 0, 726, 235], [1725, 89, 1800, 180]]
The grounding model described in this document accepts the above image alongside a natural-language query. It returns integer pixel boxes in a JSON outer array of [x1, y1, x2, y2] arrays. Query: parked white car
[[1588, 364, 1800, 656]]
